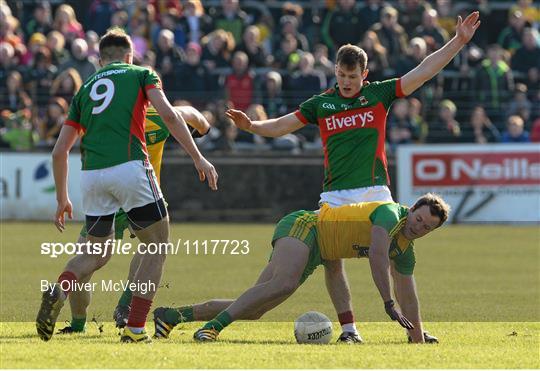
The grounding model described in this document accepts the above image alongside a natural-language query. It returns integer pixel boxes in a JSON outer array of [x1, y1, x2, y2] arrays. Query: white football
[[294, 311, 333, 344]]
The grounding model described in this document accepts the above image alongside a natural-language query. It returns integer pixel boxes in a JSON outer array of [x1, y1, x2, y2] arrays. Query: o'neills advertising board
[[0, 152, 84, 220], [396, 144, 540, 223]]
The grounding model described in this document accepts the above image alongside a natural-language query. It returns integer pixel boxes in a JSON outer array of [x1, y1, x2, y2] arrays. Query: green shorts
[[79, 209, 130, 240], [271, 210, 323, 284]]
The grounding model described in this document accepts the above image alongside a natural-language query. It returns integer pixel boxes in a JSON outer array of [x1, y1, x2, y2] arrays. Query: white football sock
[[342, 323, 358, 333], [127, 326, 144, 334]]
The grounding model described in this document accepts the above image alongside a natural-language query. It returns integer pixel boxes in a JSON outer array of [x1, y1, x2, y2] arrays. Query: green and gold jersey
[[65, 62, 161, 170], [317, 201, 415, 275], [295, 79, 405, 192], [145, 106, 170, 183]]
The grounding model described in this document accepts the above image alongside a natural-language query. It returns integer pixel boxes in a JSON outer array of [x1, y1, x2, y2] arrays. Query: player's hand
[[455, 11, 481, 44], [194, 157, 218, 191], [384, 300, 414, 329], [408, 331, 439, 343], [54, 198, 73, 232], [225, 109, 252, 132]]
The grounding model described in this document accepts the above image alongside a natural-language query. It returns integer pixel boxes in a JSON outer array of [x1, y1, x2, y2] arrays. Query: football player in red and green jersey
[[38, 28, 218, 343], [226, 12, 480, 342]]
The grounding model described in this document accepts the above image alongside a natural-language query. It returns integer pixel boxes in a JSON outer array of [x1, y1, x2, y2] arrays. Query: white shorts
[[81, 160, 163, 216], [319, 185, 393, 207]]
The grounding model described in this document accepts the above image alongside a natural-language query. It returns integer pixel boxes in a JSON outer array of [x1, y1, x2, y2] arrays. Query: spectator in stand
[[20, 32, 47, 66], [474, 44, 514, 126], [211, 0, 249, 45], [173, 42, 210, 106], [510, 0, 540, 27], [465, 105, 500, 144], [85, 30, 100, 59], [408, 97, 428, 142], [201, 29, 235, 70], [36, 96, 68, 146], [397, 0, 432, 35], [396, 37, 427, 77], [435, 0, 456, 37], [225, 51, 254, 111], [110, 9, 129, 31], [359, 30, 389, 82], [58, 38, 97, 81], [141, 50, 156, 69], [52, 4, 85, 45], [27, 46, 57, 109], [50, 68, 82, 104], [511, 28, 540, 88], [178, 0, 212, 45], [497, 10, 527, 53], [0, 42, 17, 87], [321, 0, 365, 52], [313, 44, 334, 79], [236, 26, 270, 68], [0, 8, 23, 50], [501, 115, 530, 143], [155, 10, 185, 48], [369, 6, 408, 65], [0, 108, 37, 150], [46, 31, 69, 66], [85, 0, 118, 35], [427, 99, 462, 143], [359, 0, 387, 31], [1, 70, 32, 112], [275, 15, 310, 53], [272, 33, 301, 71], [413, 9, 449, 51], [155, 28, 184, 71], [257, 71, 288, 119], [285, 52, 327, 111], [129, 21, 149, 61], [508, 83, 532, 122], [25, 2, 52, 38], [387, 98, 414, 152]]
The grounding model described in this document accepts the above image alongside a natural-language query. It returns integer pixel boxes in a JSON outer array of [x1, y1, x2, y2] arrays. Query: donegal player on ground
[[152, 193, 450, 343], [56, 105, 211, 334], [226, 11, 480, 342], [37, 27, 218, 343]]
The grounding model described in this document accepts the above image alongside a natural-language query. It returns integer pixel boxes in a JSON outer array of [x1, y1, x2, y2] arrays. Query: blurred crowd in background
[[0, 0, 539, 153]]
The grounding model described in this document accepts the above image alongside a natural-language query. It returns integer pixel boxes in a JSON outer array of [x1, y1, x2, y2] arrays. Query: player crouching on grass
[[54, 105, 211, 335], [153, 193, 450, 343]]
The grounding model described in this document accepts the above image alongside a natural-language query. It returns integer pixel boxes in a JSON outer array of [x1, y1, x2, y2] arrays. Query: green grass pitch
[[1, 222, 539, 368]]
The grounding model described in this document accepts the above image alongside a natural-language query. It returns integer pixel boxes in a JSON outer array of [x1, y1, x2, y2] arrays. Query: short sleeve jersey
[[66, 62, 161, 170], [295, 79, 405, 192], [317, 201, 415, 275], [144, 106, 170, 184]]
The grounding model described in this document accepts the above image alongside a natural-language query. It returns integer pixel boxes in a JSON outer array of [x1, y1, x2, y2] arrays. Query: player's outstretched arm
[[369, 226, 414, 330], [51, 125, 79, 232], [148, 88, 218, 190], [175, 106, 210, 137], [400, 11, 481, 96], [226, 109, 304, 138], [391, 265, 425, 343]]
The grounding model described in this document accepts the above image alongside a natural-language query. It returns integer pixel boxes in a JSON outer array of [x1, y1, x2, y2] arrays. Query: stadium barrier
[[397, 143, 540, 223]]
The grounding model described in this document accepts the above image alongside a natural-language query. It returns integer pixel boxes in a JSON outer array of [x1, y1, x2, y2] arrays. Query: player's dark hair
[[411, 193, 451, 227], [336, 44, 368, 72], [99, 27, 132, 62]]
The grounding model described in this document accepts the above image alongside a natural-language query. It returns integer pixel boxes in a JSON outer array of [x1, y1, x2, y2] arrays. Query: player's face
[[335, 63, 368, 98], [403, 205, 441, 240]]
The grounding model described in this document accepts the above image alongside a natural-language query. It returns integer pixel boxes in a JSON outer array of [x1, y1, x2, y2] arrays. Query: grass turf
[[0, 222, 539, 368]]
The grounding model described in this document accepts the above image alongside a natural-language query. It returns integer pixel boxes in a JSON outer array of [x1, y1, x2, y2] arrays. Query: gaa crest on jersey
[[358, 96, 368, 105], [148, 132, 157, 144]]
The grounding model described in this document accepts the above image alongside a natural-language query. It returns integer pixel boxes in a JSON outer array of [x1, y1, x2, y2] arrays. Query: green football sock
[[118, 288, 132, 307], [71, 317, 86, 332], [202, 310, 233, 332], [165, 306, 194, 325]]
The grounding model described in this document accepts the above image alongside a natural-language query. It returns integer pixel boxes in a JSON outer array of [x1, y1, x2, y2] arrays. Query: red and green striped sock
[[202, 310, 232, 332]]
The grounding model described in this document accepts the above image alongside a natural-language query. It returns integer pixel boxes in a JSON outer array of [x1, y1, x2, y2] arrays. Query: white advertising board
[[0, 152, 84, 220], [396, 144, 540, 223]]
